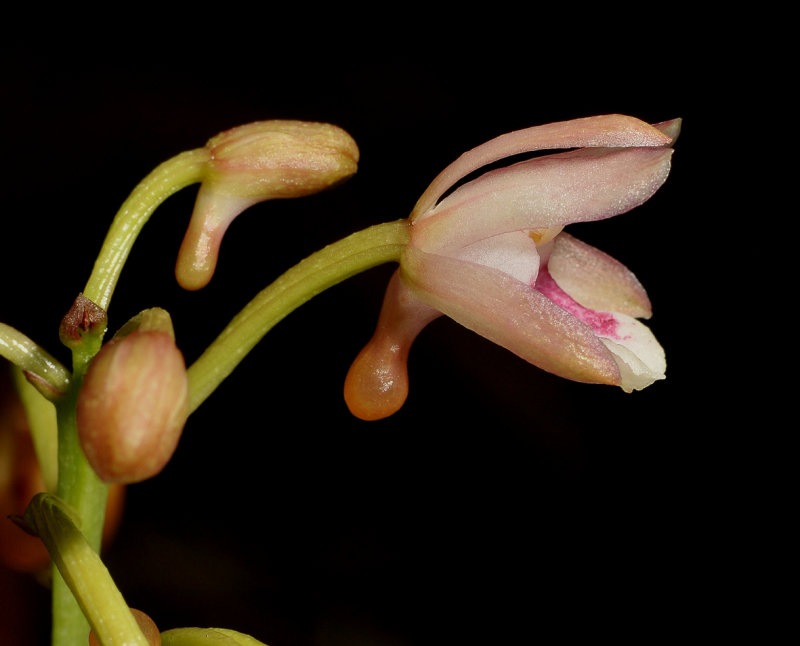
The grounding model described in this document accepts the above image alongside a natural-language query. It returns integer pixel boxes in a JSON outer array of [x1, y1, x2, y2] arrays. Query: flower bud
[[77, 310, 189, 484], [59, 293, 108, 351], [176, 120, 359, 291]]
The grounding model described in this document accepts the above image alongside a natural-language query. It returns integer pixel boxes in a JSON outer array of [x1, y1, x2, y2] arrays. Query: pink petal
[[546, 232, 652, 319], [411, 114, 673, 219], [452, 230, 541, 285], [412, 146, 673, 254], [652, 118, 682, 143], [598, 314, 666, 392], [401, 246, 622, 386], [534, 266, 664, 392]]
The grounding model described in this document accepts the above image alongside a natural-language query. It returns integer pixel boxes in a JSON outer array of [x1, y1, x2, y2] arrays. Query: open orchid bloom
[[345, 114, 679, 421]]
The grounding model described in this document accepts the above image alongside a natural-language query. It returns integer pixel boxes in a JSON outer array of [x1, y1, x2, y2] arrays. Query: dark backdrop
[[2, 27, 736, 646]]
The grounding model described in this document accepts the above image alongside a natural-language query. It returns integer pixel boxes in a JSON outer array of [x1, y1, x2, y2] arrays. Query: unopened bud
[[77, 309, 189, 483], [175, 120, 359, 291], [204, 120, 359, 199], [59, 294, 108, 351]]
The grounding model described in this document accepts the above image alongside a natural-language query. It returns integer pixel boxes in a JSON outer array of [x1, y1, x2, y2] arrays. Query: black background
[[1, 22, 747, 646]]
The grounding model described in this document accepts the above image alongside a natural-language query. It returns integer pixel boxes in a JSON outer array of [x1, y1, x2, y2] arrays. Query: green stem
[[0, 322, 70, 398], [187, 219, 410, 412], [51, 324, 118, 646], [24, 493, 149, 646], [51, 366, 110, 646], [11, 366, 59, 492], [44, 147, 208, 645], [82, 147, 210, 312]]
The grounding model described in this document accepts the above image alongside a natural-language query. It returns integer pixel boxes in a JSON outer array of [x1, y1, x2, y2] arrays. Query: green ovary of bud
[[77, 330, 190, 484]]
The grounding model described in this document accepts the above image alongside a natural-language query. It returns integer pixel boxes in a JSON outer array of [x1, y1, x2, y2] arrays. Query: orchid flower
[[344, 114, 679, 420]]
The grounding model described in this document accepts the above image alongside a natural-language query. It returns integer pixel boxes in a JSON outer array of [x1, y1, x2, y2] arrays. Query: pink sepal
[[547, 232, 652, 319], [412, 146, 673, 253], [401, 246, 622, 386], [412, 114, 673, 219]]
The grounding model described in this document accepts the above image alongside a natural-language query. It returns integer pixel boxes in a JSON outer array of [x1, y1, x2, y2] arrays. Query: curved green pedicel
[[186, 219, 410, 412], [82, 148, 210, 312], [23, 493, 149, 646], [0, 322, 70, 398], [11, 365, 59, 491]]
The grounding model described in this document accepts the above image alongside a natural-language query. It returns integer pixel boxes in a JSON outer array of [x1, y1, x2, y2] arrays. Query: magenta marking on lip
[[535, 267, 622, 338]]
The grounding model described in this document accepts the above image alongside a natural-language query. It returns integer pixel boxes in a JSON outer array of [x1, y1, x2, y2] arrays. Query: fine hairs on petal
[[413, 147, 673, 254], [411, 114, 674, 219]]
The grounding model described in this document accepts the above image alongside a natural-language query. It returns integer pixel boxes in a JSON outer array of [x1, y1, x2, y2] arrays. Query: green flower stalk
[[21, 492, 151, 646], [31, 120, 362, 645], [90, 609, 161, 646], [5, 113, 680, 646], [51, 383, 110, 646], [186, 219, 409, 412], [11, 365, 58, 492], [0, 322, 70, 399], [83, 120, 359, 310], [81, 149, 210, 313]]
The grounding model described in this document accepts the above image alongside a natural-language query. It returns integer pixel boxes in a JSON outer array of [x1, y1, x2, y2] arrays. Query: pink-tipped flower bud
[[77, 309, 189, 484], [176, 120, 359, 291]]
